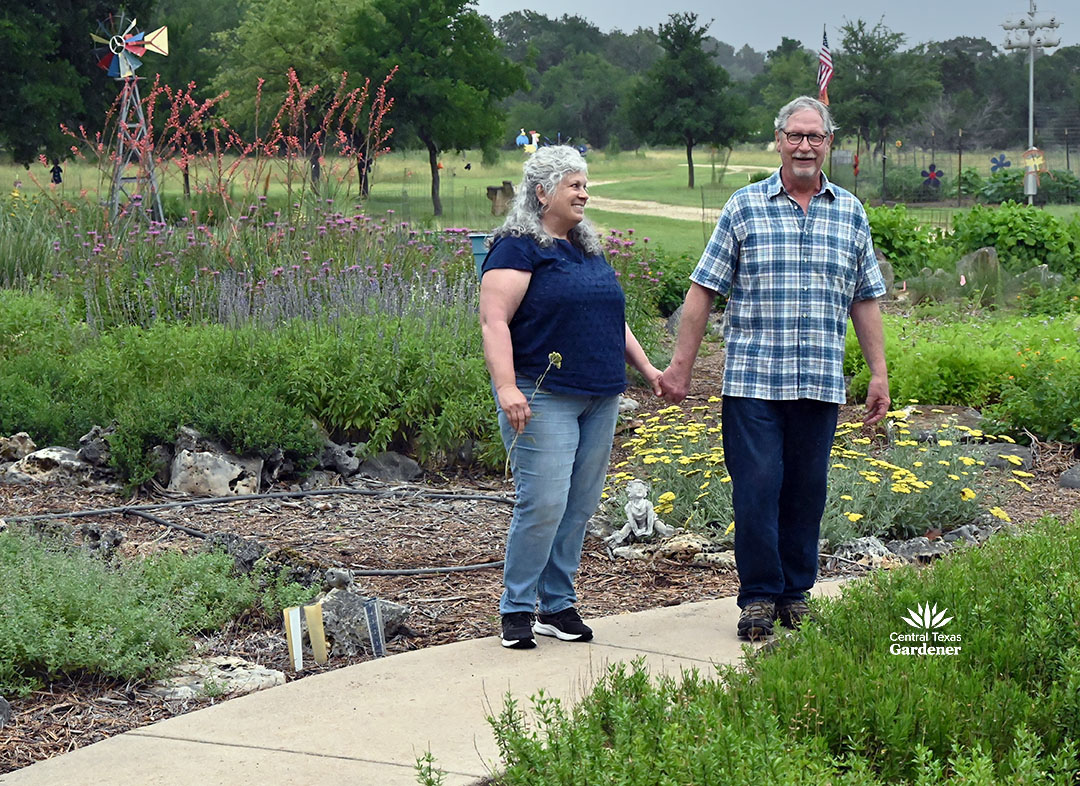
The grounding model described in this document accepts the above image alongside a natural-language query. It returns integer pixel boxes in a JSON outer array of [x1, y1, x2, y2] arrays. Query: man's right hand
[[658, 365, 691, 404], [497, 385, 530, 434]]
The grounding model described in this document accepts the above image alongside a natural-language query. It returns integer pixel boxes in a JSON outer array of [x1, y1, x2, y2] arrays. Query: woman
[[479, 146, 662, 649]]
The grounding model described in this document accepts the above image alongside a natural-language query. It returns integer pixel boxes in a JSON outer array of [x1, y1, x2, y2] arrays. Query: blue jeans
[[497, 383, 620, 615], [722, 396, 838, 608]]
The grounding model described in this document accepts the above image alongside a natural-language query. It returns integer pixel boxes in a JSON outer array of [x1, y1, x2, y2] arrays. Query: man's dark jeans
[[722, 396, 839, 608]]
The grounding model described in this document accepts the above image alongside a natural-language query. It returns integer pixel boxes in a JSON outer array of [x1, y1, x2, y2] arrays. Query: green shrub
[[980, 168, 1080, 205], [487, 514, 1080, 784], [0, 531, 190, 696], [951, 202, 1079, 277], [865, 204, 942, 276], [882, 165, 950, 203], [0, 529, 323, 697]]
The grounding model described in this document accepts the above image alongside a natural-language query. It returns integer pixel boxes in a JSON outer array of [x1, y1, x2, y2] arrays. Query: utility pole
[[1003, 1, 1062, 205]]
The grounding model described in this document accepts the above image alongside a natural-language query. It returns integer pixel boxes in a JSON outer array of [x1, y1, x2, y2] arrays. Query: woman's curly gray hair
[[492, 145, 602, 255]]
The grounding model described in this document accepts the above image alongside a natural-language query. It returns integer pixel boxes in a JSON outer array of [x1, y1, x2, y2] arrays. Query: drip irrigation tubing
[[3, 484, 514, 576], [2, 484, 515, 524]]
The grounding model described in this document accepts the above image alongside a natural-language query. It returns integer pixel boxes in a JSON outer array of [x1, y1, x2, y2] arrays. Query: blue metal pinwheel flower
[[922, 163, 942, 188], [990, 154, 1012, 173]]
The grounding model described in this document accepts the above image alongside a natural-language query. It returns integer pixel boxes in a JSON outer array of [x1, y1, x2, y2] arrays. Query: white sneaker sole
[[533, 622, 591, 642], [501, 636, 536, 649]]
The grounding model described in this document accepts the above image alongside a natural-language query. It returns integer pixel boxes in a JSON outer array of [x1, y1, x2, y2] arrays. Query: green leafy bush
[[0, 530, 316, 697], [846, 311, 1080, 444], [487, 514, 1080, 784], [951, 202, 1080, 278], [980, 168, 1080, 205], [864, 204, 942, 276], [882, 165, 950, 203]]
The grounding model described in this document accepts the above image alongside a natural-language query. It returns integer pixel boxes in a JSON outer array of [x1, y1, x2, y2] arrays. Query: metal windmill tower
[[91, 11, 169, 223]]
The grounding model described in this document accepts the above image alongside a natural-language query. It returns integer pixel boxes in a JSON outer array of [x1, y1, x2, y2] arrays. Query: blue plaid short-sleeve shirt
[[691, 169, 885, 404]]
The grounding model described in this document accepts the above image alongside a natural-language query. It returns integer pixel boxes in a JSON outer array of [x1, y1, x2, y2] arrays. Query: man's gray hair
[[774, 96, 836, 136], [492, 145, 602, 255]]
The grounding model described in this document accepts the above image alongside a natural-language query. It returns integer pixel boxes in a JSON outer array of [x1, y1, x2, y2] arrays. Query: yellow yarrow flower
[[989, 506, 1012, 522], [1007, 478, 1033, 492], [1012, 470, 1035, 478], [1000, 454, 1024, 466], [840, 494, 854, 501], [844, 512, 864, 522], [961, 487, 976, 501]]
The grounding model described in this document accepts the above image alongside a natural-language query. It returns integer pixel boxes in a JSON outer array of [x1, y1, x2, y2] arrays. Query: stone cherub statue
[[606, 479, 675, 547]]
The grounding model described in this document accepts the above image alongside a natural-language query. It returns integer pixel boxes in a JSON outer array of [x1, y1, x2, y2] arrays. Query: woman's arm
[[480, 268, 533, 433], [625, 323, 663, 396]]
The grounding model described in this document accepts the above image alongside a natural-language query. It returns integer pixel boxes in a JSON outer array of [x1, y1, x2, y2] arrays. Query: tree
[[533, 52, 630, 148], [342, 0, 525, 215], [207, 0, 366, 137], [830, 20, 941, 156], [628, 13, 748, 188], [0, 0, 154, 166], [743, 37, 817, 140], [151, 0, 241, 99]]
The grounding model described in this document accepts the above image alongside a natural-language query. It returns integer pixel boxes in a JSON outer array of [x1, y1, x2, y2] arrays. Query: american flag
[[817, 27, 833, 105]]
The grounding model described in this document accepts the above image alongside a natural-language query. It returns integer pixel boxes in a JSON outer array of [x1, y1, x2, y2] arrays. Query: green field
[[5, 146, 1077, 245]]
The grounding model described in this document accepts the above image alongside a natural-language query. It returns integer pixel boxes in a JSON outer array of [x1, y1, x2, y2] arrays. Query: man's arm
[[659, 283, 717, 403], [849, 297, 890, 426]]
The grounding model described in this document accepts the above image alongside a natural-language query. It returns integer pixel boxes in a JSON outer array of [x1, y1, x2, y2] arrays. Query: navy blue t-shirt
[[482, 233, 627, 396]]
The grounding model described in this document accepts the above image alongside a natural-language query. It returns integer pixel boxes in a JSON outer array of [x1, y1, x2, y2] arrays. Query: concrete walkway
[[1, 582, 845, 786]]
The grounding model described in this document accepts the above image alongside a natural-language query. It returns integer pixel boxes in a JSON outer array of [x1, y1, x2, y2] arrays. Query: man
[[660, 96, 890, 640]]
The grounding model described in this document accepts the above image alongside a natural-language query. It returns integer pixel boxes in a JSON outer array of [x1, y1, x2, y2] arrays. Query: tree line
[[3, 1, 1079, 206]]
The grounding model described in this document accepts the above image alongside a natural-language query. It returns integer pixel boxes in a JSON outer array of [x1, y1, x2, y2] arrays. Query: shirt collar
[[766, 168, 837, 201]]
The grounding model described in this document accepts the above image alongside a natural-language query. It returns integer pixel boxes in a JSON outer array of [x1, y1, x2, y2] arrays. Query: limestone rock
[[692, 551, 737, 569], [956, 247, 1000, 283], [0, 432, 36, 462], [976, 443, 1034, 472], [618, 395, 640, 414], [0, 695, 10, 728], [356, 451, 422, 483], [1059, 464, 1080, 490], [5, 447, 100, 486], [300, 470, 340, 490], [168, 427, 262, 497], [652, 532, 712, 562], [894, 405, 983, 442], [77, 423, 116, 467], [874, 249, 895, 295], [886, 536, 952, 564], [320, 438, 360, 477], [1018, 264, 1064, 290], [315, 588, 410, 657], [148, 656, 285, 700], [204, 532, 268, 573], [828, 536, 904, 570], [611, 545, 649, 560]]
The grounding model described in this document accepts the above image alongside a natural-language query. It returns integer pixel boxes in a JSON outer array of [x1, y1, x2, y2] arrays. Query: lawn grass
[[586, 208, 709, 261]]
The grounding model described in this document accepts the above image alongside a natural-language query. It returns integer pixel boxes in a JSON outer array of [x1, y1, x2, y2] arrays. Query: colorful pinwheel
[[991, 154, 1012, 173], [922, 163, 942, 188], [91, 11, 169, 80]]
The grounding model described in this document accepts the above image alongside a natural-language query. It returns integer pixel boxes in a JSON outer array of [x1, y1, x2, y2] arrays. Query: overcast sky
[[471, 0, 1076, 53]]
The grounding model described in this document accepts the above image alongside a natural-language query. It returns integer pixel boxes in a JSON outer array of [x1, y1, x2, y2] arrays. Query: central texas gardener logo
[[901, 602, 953, 631], [890, 602, 962, 656]]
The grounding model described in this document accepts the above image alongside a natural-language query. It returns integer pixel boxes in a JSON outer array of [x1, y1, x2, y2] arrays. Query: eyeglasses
[[782, 132, 828, 147]]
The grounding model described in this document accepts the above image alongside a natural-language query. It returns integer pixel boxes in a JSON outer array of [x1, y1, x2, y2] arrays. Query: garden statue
[[606, 479, 675, 547]]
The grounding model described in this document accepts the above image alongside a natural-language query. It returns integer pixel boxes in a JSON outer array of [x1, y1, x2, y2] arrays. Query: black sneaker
[[501, 612, 537, 649], [737, 600, 775, 641], [776, 599, 811, 630], [533, 607, 594, 642]]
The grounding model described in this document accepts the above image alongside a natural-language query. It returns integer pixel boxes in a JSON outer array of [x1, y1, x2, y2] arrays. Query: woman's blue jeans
[[722, 396, 839, 608], [497, 385, 620, 615]]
